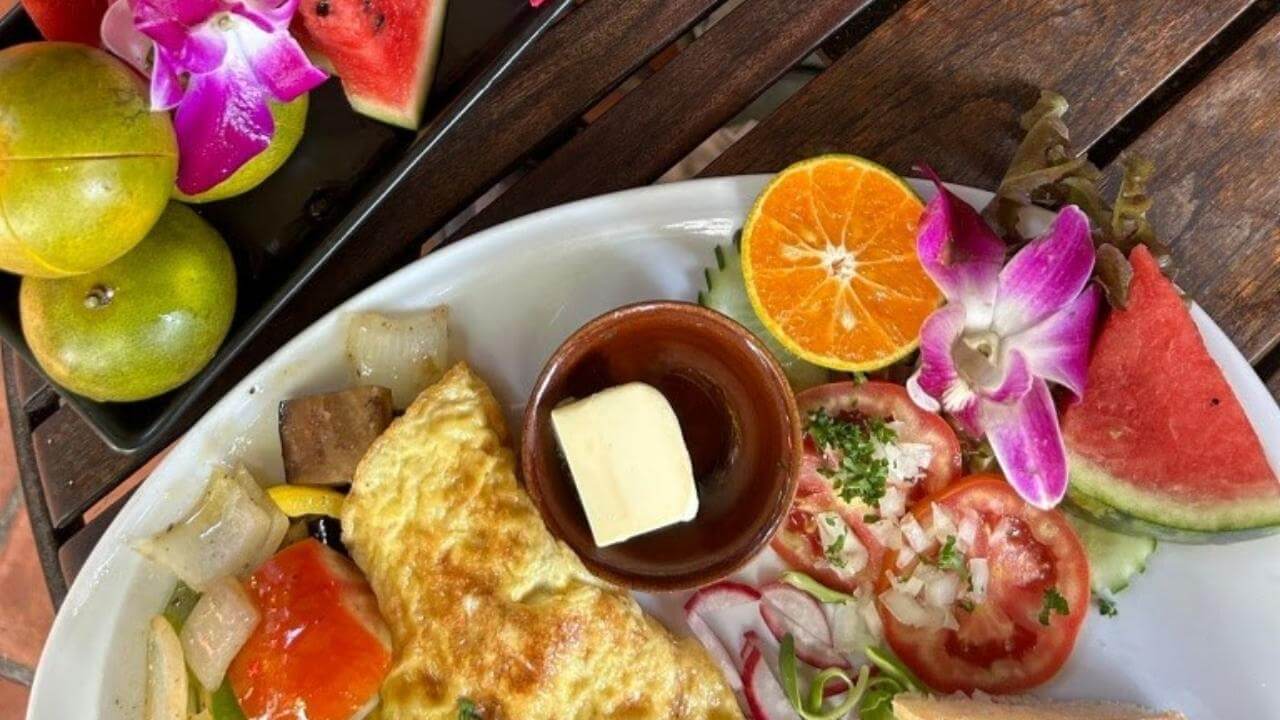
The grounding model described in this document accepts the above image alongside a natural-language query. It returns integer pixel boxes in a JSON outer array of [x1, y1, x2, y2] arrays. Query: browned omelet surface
[[342, 363, 743, 719]]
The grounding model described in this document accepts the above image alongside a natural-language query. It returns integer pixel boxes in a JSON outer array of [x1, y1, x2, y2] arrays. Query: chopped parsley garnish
[[457, 698, 483, 719], [1096, 596, 1118, 617], [936, 536, 964, 572], [825, 532, 847, 568], [864, 513, 881, 523], [1039, 587, 1070, 625], [957, 598, 976, 612], [806, 408, 895, 506]]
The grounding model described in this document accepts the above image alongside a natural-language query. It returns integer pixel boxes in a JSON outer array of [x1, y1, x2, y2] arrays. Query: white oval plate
[[29, 177, 1280, 720]]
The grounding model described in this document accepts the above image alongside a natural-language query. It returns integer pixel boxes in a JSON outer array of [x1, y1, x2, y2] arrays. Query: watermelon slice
[[20, 0, 111, 45], [1062, 245, 1280, 542], [292, 0, 448, 129]]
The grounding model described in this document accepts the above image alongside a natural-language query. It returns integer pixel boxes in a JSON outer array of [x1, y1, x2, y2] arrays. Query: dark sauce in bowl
[[522, 301, 801, 591]]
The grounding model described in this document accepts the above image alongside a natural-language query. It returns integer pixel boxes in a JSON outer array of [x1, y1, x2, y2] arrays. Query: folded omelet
[[343, 363, 742, 719]]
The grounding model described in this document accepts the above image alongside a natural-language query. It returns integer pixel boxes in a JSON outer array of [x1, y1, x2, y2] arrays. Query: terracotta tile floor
[[0, 384, 48, 720]]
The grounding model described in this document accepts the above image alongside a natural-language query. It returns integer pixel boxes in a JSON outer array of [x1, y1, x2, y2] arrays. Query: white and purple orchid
[[101, 0, 327, 194], [907, 174, 1101, 509]]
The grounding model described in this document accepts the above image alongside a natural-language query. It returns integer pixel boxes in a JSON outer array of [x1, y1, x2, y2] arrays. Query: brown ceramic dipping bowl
[[521, 301, 802, 592]]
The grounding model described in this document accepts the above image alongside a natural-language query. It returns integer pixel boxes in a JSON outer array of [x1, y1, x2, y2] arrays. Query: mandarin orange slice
[[741, 155, 940, 371]]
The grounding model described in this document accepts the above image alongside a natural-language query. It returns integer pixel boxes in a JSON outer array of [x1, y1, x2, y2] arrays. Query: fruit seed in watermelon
[[292, 0, 448, 129], [1061, 245, 1280, 542]]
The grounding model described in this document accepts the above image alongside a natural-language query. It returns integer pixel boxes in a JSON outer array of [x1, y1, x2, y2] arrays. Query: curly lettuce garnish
[[983, 90, 1172, 308]]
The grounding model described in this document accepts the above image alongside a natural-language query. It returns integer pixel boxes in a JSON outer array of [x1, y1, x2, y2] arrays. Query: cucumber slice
[[699, 240, 829, 390], [1067, 513, 1156, 598]]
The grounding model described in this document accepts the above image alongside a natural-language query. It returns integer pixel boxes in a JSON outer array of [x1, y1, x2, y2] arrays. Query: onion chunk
[[180, 577, 261, 691], [346, 307, 449, 409]]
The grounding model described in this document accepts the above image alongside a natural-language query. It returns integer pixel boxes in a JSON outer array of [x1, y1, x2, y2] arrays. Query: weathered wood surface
[[457, 0, 871, 238], [31, 406, 144, 529], [1109, 11, 1280, 367], [702, 0, 1256, 189]]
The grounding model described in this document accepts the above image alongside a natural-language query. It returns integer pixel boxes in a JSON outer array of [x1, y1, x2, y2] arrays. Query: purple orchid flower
[[101, 0, 326, 194], [906, 172, 1101, 509]]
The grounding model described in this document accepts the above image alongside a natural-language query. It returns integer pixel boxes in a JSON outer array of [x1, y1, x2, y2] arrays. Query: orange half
[[741, 155, 940, 371]]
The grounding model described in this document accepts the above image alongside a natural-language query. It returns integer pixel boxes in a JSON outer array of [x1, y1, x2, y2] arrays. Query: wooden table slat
[[457, 0, 873, 238], [11, 353, 49, 411], [1108, 11, 1280, 366], [702, 0, 1256, 192], [32, 405, 145, 529]]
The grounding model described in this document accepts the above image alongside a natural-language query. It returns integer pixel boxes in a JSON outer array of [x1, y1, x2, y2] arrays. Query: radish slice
[[759, 583, 850, 670], [684, 581, 762, 690], [742, 646, 802, 720], [745, 631, 848, 698]]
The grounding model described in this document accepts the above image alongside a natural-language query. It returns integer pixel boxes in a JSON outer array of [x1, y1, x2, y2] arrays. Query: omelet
[[342, 363, 743, 719]]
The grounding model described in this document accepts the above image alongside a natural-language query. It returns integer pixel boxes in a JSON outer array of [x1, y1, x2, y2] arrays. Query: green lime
[[20, 203, 236, 402], [175, 94, 310, 204], [0, 42, 178, 278]]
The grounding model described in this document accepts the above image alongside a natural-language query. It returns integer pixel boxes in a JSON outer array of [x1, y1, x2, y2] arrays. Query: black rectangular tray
[[0, 0, 573, 452]]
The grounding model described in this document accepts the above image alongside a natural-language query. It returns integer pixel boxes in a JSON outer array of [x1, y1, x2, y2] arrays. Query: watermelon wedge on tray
[[293, 0, 449, 129], [1062, 245, 1280, 542]]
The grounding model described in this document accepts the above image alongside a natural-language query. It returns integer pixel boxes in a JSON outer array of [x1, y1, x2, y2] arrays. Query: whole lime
[[175, 94, 310, 204], [20, 203, 236, 402], [0, 42, 178, 278]]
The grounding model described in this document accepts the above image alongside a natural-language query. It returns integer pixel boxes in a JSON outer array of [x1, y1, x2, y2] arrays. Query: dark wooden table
[[8, 0, 1280, 606]]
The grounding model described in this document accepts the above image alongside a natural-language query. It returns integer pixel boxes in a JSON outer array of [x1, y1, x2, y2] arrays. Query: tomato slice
[[795, 381, 962, 500], [771, 482, 885, 592], [772, 382, 960, 590], [877, 475, 1090, 694]]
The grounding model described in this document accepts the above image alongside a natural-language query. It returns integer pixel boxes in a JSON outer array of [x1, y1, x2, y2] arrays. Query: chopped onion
[[968, 558, 990, 602], [878, 485, 906, 520], [859, 596, 884, 641], [879, 589, 945, 629], [900, 515, 931, 554], [346, 307, 449, 410], [895, 544, 917, 569], [929, 503, 956, 540], [231, 465, 289, 572], [816, 512, 867, 576], [924, 571, 962, 608], [144, 616, 187, 720], [958, 510, 980, 551], [134, 466, 286, 591], [895, 575, 924, 597], [180, 577, 261, 691]]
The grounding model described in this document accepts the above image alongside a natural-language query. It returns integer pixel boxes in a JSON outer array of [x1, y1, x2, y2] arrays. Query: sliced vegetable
[[135, 466, 287, 591], [279, 386, 395, 486], [743, 644, 801, 720], [1066, 513, 1156, 599], [227, 539, 391, 720], [797, 382, 962, 499], [699, 240, 829, 390], [865, 645, 927, 693], [778, 634, 870, 720], [346, 306, 449, 409], [267, 485, 346, 519], [759, 583, 849, 670], [144, 616, 188, 720], [683, 580, 762, 690], [179, 577, 260, 692], [877, 475, 1090, 694], [780, 571, 855, 605]]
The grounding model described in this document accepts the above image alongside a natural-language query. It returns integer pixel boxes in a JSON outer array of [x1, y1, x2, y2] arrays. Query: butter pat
[[550, 382, 699, 547]]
